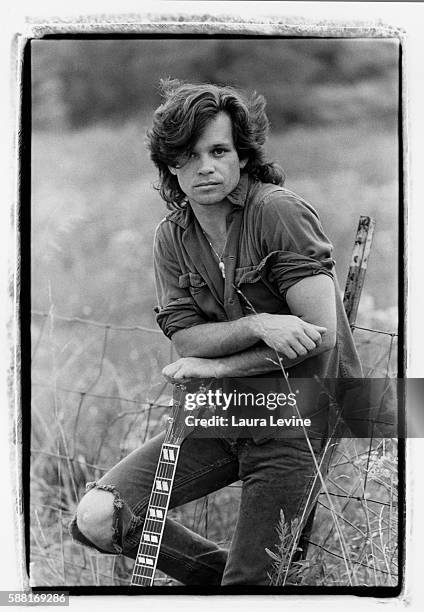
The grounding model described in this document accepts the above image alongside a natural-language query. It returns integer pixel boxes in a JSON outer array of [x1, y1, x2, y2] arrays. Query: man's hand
[[162, 357, 220, 382], [254, 313, 327, 359]]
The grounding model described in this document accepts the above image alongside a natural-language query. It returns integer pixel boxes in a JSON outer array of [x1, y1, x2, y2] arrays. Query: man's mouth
[[194, 182, 220, 187]]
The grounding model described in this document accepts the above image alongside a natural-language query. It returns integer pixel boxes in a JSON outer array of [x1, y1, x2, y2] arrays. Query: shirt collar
[[165, 172, 250, 229], [226, 171, 250, 208]]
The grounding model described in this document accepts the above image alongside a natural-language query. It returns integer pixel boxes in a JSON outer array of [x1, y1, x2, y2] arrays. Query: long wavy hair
[[146, 79, 285, 209]]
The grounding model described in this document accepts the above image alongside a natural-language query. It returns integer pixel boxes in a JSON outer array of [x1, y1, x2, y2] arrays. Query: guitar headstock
[[164, 379, 214, 445]]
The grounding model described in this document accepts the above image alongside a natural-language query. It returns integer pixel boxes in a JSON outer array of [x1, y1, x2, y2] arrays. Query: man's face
[[168, 112, 247, 207]]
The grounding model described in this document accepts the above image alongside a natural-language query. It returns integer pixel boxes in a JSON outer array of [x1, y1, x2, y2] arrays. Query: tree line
[[32, 37, 398, 131]]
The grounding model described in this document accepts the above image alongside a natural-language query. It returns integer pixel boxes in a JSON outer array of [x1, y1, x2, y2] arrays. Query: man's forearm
[[214, 339, 333, 377], [161, 334, 335, 382], [172, 317, 259, 358], [172, 311, 330, 362], [215, 344, 283, 376]]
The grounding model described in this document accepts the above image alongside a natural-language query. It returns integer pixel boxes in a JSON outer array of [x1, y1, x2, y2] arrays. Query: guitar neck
[[130, 442, 181, 586]]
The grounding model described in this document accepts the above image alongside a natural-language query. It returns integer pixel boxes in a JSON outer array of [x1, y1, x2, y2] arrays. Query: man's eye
[[213, 148, 226, 156]]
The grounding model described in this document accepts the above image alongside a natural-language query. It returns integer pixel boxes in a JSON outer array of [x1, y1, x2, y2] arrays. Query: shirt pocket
[[234, 265, 288, 314], [234, 265, 259, 285], [178, 272, 208, 296]]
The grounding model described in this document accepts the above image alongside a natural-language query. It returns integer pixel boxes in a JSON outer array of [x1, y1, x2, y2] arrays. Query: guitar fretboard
[[130, 443, 180, 586]]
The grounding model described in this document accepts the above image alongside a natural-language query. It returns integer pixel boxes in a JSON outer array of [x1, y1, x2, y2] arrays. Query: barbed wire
[[31, 310, 163, 334], [31, 309, 399, 339]]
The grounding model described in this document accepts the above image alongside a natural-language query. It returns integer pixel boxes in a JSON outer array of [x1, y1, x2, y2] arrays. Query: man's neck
[[189, 199, 232, 239]]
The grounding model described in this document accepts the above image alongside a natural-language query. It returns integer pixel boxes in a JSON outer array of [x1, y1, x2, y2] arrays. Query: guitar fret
[[162, 446, 177, 462], [133, 572, 154, 579], [138, 542, 159, 553], [157, 462, 174, 469], [155, 478, 172, 492], [131, 574, 153, 586], [137, 555, 156, 566], [132, 568, 154, 578], [132, 573, 154, 580], [137, 543, 159, 554], [147, 494, 169, 509], [142, 532, 160, 544], [134, 555, 157, 565], [141, 522, 161, 534], [156, 463, 175, 478], [132, 575, 153, 583], [148, 506, 167, 519]]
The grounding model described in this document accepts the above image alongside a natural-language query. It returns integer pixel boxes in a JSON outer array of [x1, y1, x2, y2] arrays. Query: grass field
[[30, 118, 399, 587]]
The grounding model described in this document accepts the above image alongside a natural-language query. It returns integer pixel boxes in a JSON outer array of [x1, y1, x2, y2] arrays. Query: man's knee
[[76, 488, 117, 552]]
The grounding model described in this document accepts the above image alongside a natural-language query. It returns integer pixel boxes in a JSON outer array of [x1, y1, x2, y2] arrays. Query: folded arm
[[163, 274, 336, 381]]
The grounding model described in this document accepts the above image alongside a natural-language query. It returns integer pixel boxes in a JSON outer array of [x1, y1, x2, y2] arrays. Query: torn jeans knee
[[68, 481, 143, 555]]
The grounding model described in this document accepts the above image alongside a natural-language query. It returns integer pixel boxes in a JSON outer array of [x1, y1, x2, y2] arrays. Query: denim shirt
[[153, 172, 362, 382]]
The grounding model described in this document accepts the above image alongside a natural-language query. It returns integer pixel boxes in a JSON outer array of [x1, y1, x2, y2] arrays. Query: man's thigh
[[222, 437, 328, 585], [94, 432, 239, 516]]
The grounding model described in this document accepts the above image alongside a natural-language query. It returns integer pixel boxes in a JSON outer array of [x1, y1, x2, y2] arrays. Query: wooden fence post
[[297, 215, 376, 563], [343, 216, 376, 326]]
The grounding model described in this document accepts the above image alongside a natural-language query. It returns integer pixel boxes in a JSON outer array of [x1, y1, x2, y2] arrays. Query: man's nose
[[198, 155, 214, 174]]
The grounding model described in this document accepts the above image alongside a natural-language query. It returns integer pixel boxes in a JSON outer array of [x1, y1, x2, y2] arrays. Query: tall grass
[[30, 310, 398, 587], [267, 438, 398, 586]]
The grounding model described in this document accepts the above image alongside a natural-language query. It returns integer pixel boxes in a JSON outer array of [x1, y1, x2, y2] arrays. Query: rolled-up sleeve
[[257, 192, 335, 298], [153, 224, 207, 339]]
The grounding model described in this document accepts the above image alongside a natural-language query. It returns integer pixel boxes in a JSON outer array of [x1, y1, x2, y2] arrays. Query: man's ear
[[168, 166, 178, 176], [239, 158, 248, 170]]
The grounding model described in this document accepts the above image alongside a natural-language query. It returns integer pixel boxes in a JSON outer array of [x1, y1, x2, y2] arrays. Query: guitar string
[[137, 383, 210, 566], [134, 384, 201, 579], [136, 425, 190, 568], [144, 459, 172, 530], [135, 464, 195, 573], [136, 446, 179, 565], [135, 383, 187, 577], [137, 467, 165, 562], [134, 404, 183, 580]]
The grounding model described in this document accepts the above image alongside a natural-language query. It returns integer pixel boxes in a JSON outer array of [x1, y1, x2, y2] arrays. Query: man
[[70, 80, 361, 585]]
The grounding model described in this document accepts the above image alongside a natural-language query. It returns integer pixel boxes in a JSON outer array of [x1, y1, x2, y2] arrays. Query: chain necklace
[[201, 229, 226, 279]]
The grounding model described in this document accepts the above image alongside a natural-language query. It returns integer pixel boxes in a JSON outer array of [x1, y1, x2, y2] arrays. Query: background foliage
[[32, 38, 398, 130]]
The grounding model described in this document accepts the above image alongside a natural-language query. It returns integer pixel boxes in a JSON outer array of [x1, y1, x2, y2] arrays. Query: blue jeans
[[69, 431, 330, 586]]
